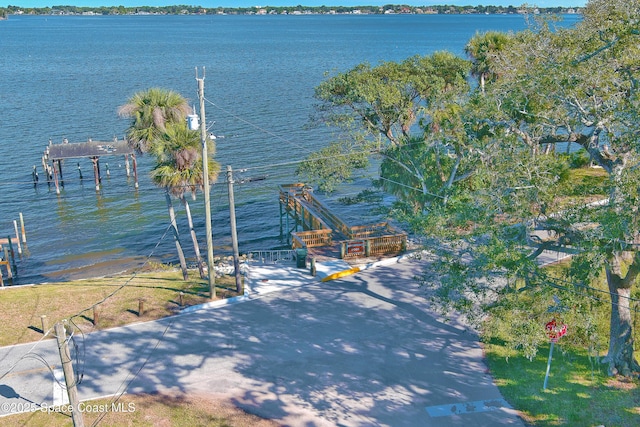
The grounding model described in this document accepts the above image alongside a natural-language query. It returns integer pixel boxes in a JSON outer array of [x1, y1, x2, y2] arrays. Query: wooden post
[[196, 70, 214, 298], [132, 153, 139, 189], [58, 159, 64, 187], [138, 299, 144, 316], [179, 292, 184, 307], [91, 157, 100, 191], [310, 257, 316, 276], [77, 162, 83, 181], [93, 306, 99, 326], [32, 165, 39, 187], [227, 166, 242, 293], [53, 161, 60, 195], [13, 221, 22, 256], [19, 213, 26, 244], [0, 264, 3, 287], [3, 247, 12, 281], [54, 323, 85, 427], [45, 164, 52, 189], [105, 163, 110, 177], [41, 315, 48, 333], [7, 237, 17, 277], [125, 154, 131, 177]]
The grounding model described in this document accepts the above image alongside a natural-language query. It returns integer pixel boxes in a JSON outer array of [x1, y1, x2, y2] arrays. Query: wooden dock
[[279, 183, 406, 260], [41, 138, 139, 193]]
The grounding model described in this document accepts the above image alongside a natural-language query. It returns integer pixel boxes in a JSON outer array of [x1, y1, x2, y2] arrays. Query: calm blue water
[[0, 13, 581, 283]]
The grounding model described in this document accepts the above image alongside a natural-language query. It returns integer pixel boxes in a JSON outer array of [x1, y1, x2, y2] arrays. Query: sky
[[4, 1, 589, 9]]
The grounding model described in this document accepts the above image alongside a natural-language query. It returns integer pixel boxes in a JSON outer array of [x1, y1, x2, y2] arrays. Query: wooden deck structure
[[41, 137, 138, 193], [279, 183, 407, 260]]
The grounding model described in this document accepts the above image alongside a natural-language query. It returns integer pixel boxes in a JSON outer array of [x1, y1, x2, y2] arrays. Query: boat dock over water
[[39, 138, 139, 193]]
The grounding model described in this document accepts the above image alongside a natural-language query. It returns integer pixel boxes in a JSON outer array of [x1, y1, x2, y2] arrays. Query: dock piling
[[125, 154, 131, 177], [13, 221, 22, 256], [2, 247, 13, 282], [132, 154, 139, 189], [32, 165, 39, 187], [91, 157, 100, 191]]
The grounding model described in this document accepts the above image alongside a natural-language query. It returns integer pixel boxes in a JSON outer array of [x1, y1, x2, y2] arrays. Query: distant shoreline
[[1, 4, 584, 18]]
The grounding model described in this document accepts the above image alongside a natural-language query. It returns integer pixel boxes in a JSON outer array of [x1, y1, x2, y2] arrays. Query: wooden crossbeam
[[0, 237, 19, 245]]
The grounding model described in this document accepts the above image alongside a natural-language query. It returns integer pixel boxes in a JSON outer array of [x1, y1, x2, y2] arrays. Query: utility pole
[[54, 322, 84, 427], [196, 67, 216, 299], [227, 165, 242, 293]]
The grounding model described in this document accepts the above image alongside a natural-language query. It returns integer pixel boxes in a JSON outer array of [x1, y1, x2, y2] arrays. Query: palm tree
[[151, 123, 220, 280], [465, 31, 511, 93], [118, 88, 193, 279], [118, 88, 192, 153]]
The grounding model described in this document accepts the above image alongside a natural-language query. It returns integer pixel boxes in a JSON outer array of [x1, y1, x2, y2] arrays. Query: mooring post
[[45, 164, 52, 189], [52, 162, 60, 195], [77, 162, 83, 181], [105, 163, 110, 177], [13, 221, 22, 256], [132, 153, 139, 189], [124, 154, 131, 177], [19, 213, 26, 245], [91, 157, 100, 191], [7, 236, 17, 276], [57, 160, 64, 187], [3, 247, 13, 282], [32, 165, 39, 187]]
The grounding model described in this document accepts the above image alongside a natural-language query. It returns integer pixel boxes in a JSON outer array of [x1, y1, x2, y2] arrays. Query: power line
[[0, 221, 175, 385], [90, 315, 177, 427], [204, 97, 311, 153]]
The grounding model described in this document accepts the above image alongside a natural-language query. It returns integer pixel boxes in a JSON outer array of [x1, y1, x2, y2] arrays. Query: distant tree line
[[0, 4, 581, 16]]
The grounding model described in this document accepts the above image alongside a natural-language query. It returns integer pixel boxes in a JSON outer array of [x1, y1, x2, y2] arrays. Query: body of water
[[0, 13, 581, 283]]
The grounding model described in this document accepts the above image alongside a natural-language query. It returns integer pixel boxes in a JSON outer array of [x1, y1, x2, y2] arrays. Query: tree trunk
[[181, 195, 206, 279], [165, 190, 188, 280], [603, 252, 639, 376]]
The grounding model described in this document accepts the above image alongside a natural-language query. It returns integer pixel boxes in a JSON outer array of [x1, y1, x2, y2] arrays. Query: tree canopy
[[303, 0, 640, 376]]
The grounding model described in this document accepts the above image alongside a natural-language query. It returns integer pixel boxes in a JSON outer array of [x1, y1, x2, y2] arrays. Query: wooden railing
[[279, 183, 407, 259], [292, 229, 333, 248]]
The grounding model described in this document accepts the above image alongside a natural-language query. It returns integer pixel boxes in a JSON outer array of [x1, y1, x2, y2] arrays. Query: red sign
[[347, 241, 365, 254], [545, 319, 567, 342]]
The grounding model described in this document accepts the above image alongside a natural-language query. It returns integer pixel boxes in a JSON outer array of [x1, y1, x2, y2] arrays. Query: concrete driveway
[[0, 259, 524, 426]]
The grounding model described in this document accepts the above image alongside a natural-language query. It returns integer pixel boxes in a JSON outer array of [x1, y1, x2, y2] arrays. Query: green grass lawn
[[0, 266, 241, 347], [0, 392, 279, 427], [485, 340, 640, 426]]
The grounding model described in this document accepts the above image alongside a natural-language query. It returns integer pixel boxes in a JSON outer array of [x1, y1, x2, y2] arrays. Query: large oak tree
[[304, 0, 640, 377], [426, 0, 640, 376]]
